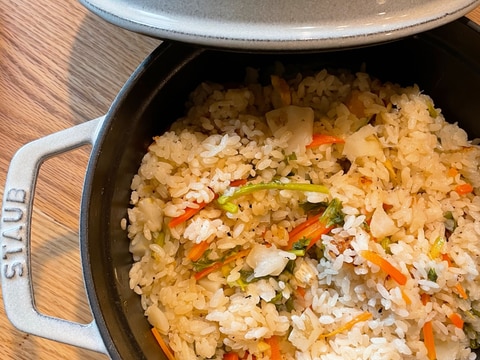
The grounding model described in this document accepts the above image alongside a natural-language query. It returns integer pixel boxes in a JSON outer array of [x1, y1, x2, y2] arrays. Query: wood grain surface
[[0, 1, 479, 359]]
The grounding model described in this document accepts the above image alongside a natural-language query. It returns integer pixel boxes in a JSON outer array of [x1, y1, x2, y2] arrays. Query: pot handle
[[1, 117, 108, 354]]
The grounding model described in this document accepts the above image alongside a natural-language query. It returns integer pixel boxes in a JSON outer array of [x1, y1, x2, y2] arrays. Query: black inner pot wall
[[82, 17, 480, 360]]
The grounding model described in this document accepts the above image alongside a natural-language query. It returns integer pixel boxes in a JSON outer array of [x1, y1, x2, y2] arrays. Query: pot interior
[[81, 17, 480, 359]]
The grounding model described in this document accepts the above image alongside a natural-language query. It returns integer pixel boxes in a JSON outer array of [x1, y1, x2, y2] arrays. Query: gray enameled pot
[[2, 17, 480, 360]]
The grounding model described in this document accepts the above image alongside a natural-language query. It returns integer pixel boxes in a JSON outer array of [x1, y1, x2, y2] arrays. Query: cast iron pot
[[2, 17, 480, 360]]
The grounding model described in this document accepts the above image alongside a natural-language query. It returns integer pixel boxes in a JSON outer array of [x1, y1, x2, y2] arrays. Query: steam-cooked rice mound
[[126, 65, 480, 360]]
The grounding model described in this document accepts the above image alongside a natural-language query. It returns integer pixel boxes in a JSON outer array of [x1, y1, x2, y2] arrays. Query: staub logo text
[[2, 188, 27, 279]]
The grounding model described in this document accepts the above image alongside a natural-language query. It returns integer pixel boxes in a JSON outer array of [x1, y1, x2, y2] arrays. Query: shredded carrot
[[194, 249, 250, 280], [151, 327, 176, 360], [455, 183, 474, 195], [320, 311, 372, 338], [360, 176, 373, 186], [223, 352, 240, 360], [229, 179, 248, 187], [287, 218, 332, 250], [382, 203, 393, 211], [305, 224, 334, 250], [286, 198, 343, 250], [449, 312, 464, 329], [168, 202, 209, 228], [306, 133, 345, 148], [422, 321, 436, 360], [447, 167, 459, 177], [296, 286, 306, 298], [440, 254, 467, 300], [359, 250, 408, 286], [187, 240, 210, 262], [401, 290, 412, 305], [288, 213, 323, 240], [441, 253, 453, 267], [455, 283, 468, 300], [265, 335, 281, 360], [421, 293, 431, 306]]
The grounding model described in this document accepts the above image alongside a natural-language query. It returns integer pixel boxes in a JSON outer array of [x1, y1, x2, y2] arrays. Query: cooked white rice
[[125, 64, 480, 360]]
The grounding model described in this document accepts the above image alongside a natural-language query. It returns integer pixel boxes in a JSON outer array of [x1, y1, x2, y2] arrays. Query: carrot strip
[[229, 179, 248, 187], [305, 224, 334, 250], [296, 286, 306, 299], [287, 220, 332, 250], [423, 321, 436, 360], [187, 240, 210, 262], [360, 250, 407, 286], [447, 167, 458, 177], [194, 249, 250, 280], [421, 293, 431, 306], [286, 198, 343, 250], [449, 312, 464, 329], [223, 352, 240, 360], [168, 202, 209, 228], [306, 133, 345, 148], [441, 254, 468, 300], [455, 183, 474, 195], [288, 216, 324, 246], [151, 327, 176, 360], [441, 253, 453, 267], [194, 261, 223, 280], [265, 335, 281, 360], [320, 311, 372, 338], [455, 283, 468, 300], [288, 213, 323, 239]]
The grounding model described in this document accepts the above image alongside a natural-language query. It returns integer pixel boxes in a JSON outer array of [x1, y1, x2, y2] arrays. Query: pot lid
[[80, 0, 480, 50]]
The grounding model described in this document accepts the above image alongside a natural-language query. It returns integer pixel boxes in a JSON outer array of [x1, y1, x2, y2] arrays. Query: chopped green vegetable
[[217, 181, 329, 213], [470, 338, 480, 350], [284, 259, 296, 274], [192, 249, 215, 272], [427, 268, 438, 282], [228, 269, 256, 290], [380, 237, 392, 255], [470, 302, 480, 317], [194, 248, 250, 280], [286, 152, 297, 162], [427, 100, 439, 118], [300, 201, 328, 215], [312, 244, 326, 260], [464, 322, 480, 349], [444, 211, 457, 234], [319, 198, 345, 229], [285, 296, 295, 312], [269, 291, 283, 304], [153, 232, 165, 246], [290, 238, 311, 256]]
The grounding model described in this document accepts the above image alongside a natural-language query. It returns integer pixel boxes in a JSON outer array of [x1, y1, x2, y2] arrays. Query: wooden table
[[0, 1, 479, 359]]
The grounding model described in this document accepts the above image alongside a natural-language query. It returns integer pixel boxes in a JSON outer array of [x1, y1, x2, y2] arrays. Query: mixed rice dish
[[124, 64, 480, 360]]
